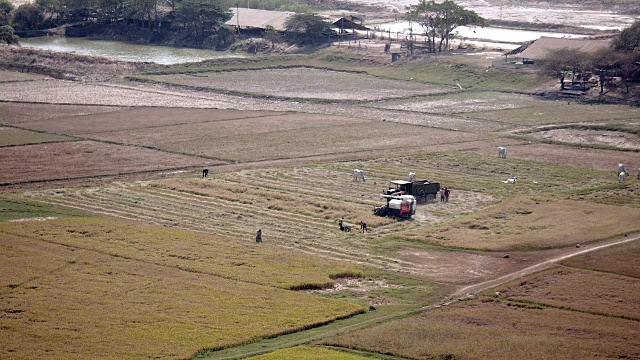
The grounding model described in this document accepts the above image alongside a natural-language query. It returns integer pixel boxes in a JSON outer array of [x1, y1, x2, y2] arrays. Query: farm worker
[[203, 168, 209, 177], [339, 218, 344, 231], [256, 229, 263, 243], [444, 187, 450, 202], [637, 168, 640, 180], [440, 188, 445, 202], [360, 221, 368, 233]]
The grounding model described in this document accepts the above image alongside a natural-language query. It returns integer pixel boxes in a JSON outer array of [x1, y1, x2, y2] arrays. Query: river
[[19, 36, 244, 65]]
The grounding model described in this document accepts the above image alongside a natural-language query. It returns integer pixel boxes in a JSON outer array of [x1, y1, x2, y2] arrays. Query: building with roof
[[504, 37, 612, 63]]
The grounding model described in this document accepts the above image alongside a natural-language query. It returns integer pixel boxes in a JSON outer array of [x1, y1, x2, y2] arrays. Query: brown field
[[495, 266, 640, 320], [0, 221, 364, 359], [16, 107, 286, 135], [528, 128, 640, 150], [563, 240, 640, 278], [87, 114, 483, 162], [402, 197, 640, 250], [0, 126, 72, 146], [465, 102, 640, 126], [0, 69, 45, 82], [0, 141, 217, 184], [322, 299, 640, 360], [0, 102, 122, 125], [138, 68, 453, 101]]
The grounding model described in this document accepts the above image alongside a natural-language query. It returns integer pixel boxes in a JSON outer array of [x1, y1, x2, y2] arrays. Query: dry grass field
[[495, 266, 640, 319], [401, 197, 640, 250], [322, 299, 640, 360], [563, 240, 640, 278], [0, 126, 72, 146], [136, 68, 454, 101], [247, 346, 370, 359], [0, 141, 216, 185], [0, 218, 365, 359]]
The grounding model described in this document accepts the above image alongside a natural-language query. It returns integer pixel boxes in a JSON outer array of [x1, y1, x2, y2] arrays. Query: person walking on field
[[440, 187, 445, 202], [256, 229, 263, 243], [444, 187, 450, 202], [360, 221, 367, 233]]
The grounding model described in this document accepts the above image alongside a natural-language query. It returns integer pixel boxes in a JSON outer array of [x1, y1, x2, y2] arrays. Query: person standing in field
[[360, 220, 367, 233], [256, 229, 263, 243], [440, 187, 445, 202], [444, 187, 450, 202]]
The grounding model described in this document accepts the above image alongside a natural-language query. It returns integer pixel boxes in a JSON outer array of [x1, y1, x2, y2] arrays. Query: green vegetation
[[0, 198, 87, 221], [246, 346, 373, 359], [284, 14, 336, 45]]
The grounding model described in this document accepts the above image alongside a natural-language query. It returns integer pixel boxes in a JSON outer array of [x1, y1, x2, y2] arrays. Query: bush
[[0, 24, 18, 44]]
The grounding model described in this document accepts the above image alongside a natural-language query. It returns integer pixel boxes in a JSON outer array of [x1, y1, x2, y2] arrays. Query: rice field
[[563, 240, 640, 278], [0, 218, 365, 359], [0, 102, 121, 125], [0, 69, 45, 82], [495, 266, 640, 319], [246, 346, 371, 359], [322, 299, 640, 360]]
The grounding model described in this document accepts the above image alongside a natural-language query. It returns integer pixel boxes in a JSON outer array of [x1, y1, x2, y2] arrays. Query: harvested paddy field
[[88, 115, 482, 162], [136, 67, 454, 101], [563, 240, 640, 278], [368, 91, 538, 115], [0, 126, 72, 146], [527, 127, 640, 150], [401, 197, 640, 250], [494, 266, 640, 320], [0, 102, 122, 124], [464, 142, 640, 172], [0, 140, 216, 185], [15, 107, 286, 135], [465, 102, 640, 126], [247, 346, 369, 359], [322, 299, 640, 360], [0, 218, 365, 359]]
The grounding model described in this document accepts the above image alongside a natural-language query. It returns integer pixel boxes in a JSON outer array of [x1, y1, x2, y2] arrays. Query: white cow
[[408, 172, 417, 182], [498, 147, 507, 158], [619, 172, 626, 183], [502, 176, 517, 184], [618, 163, 627, 175], [353, 169, 366, 182]]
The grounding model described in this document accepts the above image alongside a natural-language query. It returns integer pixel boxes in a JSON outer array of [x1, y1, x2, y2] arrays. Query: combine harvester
[[373, 194, 417, 219]]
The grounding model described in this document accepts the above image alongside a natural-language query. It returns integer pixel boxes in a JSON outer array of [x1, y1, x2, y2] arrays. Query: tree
[[12, 3, 45, 31], [284, 13, 335, 44], [36, 0, 61, 22], [612, 19, 640, 52], [408, 0, 484, 52], [174, 0, 232, 39], [0, 0, 13, 27], [0, 24, 18, 44]]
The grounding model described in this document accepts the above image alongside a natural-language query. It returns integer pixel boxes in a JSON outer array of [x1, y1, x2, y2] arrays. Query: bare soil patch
[[0, 140, 216, 185], [402, 197, 640, 250], [496, 266, 640, 320], [17, 107, 284, 135], [563, 240, 640, 278], [139, 68, 452, 101], [528, 128, 640, 150], [0, 102, 121, 125], [0, 126, 72, 146], [323, 299, 640, 360]]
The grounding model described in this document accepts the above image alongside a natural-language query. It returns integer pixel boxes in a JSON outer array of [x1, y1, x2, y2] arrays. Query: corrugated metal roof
[[226, 8, 295, 31], [516, 37, 611, 60]]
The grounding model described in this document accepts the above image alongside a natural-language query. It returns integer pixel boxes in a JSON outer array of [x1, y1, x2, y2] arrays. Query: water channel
[[19, 36, 244, 65]]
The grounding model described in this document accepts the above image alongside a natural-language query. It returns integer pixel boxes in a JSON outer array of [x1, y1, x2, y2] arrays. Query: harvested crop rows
[[137, 67, 454, 101]]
